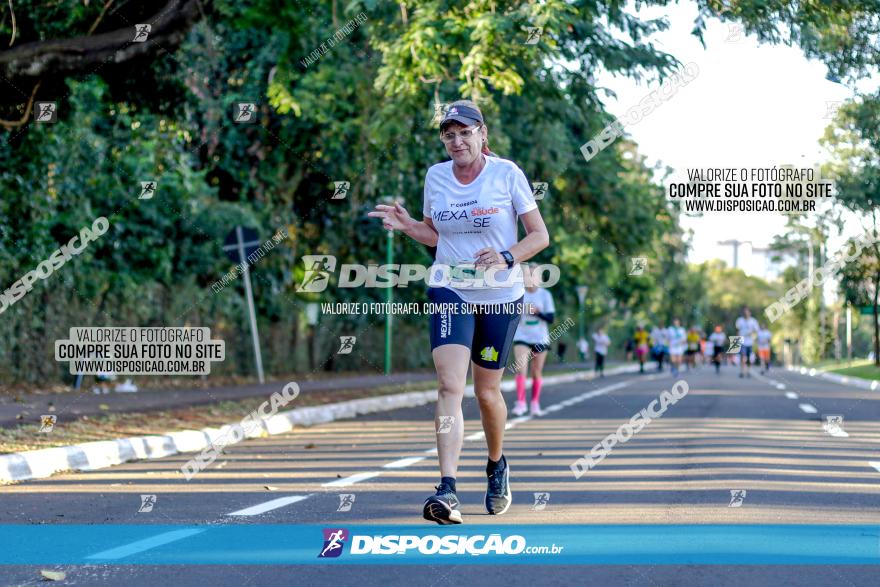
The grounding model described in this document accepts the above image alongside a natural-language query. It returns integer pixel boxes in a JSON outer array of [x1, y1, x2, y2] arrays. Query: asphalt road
[[1, 364, 879, 585]]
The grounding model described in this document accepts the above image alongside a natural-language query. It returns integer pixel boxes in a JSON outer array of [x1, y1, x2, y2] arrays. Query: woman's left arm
[[508, 208, 550, 263]]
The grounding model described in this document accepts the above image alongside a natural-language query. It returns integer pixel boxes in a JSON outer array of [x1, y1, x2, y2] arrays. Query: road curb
[[786, 365, 880, 391], [0, 365, 637, 484]]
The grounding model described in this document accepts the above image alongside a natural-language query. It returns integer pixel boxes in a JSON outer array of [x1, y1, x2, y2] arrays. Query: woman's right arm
[[404, 216, 439, 247]]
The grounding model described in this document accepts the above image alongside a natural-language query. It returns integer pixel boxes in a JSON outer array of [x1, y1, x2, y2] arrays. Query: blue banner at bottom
[[0, 524, 878, 565]]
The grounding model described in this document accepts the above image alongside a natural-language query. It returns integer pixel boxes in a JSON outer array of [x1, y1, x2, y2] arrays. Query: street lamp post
[[576, 285, 588, 361]]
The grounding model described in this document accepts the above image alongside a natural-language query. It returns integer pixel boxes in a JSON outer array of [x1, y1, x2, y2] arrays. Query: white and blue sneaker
[[485, 456, 512, 515], [423, 482, 462, 525]]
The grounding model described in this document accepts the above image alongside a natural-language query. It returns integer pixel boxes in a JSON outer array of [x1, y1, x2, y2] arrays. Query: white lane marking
[[785, 391, 798, 399], [754, 372, 786, 390], [315, 379, 633, 492], [226, 495, 311, 516], [869, 462, 880, 473], [86, 529, 205, 560], [799, 403, 818, 414], [321, 471, 381, 487], [384, 456, 426, 469]]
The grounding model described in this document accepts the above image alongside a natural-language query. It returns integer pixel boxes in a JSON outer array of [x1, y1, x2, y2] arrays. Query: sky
[[595, 1, 871, 280]]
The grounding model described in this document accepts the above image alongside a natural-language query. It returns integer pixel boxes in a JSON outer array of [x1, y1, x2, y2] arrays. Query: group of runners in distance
[[629, 307, 774, 378], [368, 99, 775, 527]]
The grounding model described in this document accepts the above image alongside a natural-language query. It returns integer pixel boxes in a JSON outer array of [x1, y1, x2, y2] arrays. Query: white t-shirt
[[423, 156, 538, 304], [735, 316, 759, 346], [592, 332, 610, 355], [708, 331, 727, 351], [756, 329, 772, 349], [667, 326, 686, 353], [514, 288, 556, 344], [650, 327, 666, 347], [577, 338, 589, 355]]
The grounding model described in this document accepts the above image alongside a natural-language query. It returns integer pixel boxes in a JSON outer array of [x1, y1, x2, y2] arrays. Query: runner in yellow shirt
[[633, 325, 650, 374]]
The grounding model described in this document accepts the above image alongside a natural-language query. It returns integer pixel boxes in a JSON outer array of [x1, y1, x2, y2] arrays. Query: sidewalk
[[0, 362, 600, 428], [786, 365, 880, 391]]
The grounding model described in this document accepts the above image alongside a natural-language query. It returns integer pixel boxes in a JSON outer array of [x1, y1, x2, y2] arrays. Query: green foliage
[[2, 0, 878, 383]]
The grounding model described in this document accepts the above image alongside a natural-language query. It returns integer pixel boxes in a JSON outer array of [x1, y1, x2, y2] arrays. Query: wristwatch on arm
[[500, 250, 515, 269]]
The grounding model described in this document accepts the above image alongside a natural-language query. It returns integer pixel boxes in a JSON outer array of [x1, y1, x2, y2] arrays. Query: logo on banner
[[318, 528, 349, 558]]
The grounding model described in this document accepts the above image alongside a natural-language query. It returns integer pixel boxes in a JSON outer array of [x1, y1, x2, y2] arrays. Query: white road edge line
[[318, 378, 632, 493], [384, 456, 426, 469], [321, 471, 382, 488], [226, 495, 311, 516]]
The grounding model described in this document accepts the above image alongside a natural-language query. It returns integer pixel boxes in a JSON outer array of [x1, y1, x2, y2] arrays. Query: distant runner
[[685, 326, 700, 371], [667, 319, 687, 377], [592, 328, 611, 377], [757, 325, 772, 374], [511, 272, 556, 416], [633, 325, 650, 373], [708, 325, 727, 375], [735, 307, 759, 378], [650, 324, 667, 371]]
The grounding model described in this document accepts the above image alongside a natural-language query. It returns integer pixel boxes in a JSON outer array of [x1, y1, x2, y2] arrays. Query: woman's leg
[[472, 362, 507, 461], [530, 350, 547, 409], [512, 344, 530, 409], [432, 344, 471, 478]]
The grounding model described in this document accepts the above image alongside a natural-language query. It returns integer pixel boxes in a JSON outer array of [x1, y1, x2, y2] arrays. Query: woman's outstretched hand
[[368, 201, 412, 231]]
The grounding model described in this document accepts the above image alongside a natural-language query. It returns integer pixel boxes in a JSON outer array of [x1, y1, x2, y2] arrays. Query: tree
[[821, 94, 880, 365]]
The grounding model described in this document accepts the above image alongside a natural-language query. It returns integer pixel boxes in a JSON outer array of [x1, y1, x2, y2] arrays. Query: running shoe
[[530, 401, 544, 416], [511, 400, 528, 416], [422, 482, 462, 525], [485, 456, 512, 515]]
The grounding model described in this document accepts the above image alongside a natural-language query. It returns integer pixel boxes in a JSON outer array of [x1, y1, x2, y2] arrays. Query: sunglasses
[[440, 124, 482, 144]]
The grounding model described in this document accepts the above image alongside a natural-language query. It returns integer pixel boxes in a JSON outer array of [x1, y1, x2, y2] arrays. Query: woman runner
[[511, 270, 556, 416], [369, 99, 550, 524]]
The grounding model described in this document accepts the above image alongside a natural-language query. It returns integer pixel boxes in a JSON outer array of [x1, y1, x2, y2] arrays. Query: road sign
[[222, 226, 260, 263], [221, 226, 265, 384], [859, 306, 876, 316]]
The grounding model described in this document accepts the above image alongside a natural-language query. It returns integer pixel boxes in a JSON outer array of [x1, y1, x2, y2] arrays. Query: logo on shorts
[[318, 528, 349, 558], [480, 346, 499, 362]]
